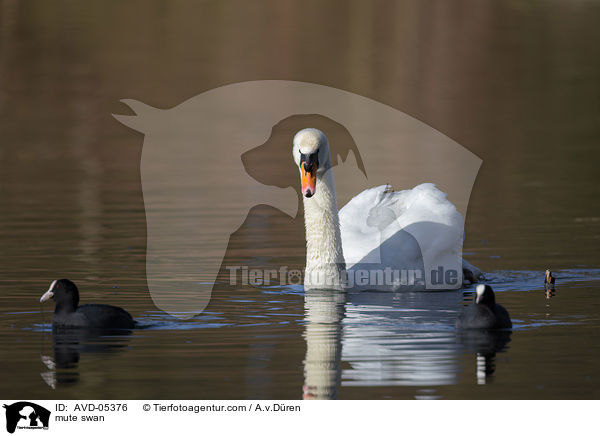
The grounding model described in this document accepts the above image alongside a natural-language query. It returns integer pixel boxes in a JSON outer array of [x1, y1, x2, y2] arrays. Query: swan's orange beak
[[301, 162, 317, 198]]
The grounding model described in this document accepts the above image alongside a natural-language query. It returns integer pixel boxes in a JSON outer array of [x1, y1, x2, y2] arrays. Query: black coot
[[40, 279, 136, 329], [456, 284, 512, 329]]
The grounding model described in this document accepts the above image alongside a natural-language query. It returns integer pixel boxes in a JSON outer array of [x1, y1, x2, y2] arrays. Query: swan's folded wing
[[339, 184, 409, 267], [339, 183, 465, 289]]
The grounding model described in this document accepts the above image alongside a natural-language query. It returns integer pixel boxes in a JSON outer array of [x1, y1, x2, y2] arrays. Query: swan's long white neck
[[303, 166, 346, 290]]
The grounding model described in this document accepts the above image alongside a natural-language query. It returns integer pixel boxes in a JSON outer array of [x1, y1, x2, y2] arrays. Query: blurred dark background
[[1, 0, 600, 400], [2, 0, 599, 284]]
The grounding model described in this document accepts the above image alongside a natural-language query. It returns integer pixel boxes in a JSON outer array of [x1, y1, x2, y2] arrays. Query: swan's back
[[339, 183, 464, 291]]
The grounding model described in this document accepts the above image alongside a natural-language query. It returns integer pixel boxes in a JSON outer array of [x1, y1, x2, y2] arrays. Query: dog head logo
[[3, 402, 50, 433], [113, 80, 481, 318]]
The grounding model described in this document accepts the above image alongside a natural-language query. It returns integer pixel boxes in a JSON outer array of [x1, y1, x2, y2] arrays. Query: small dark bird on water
[[545, 269, 556, 288], [456, 284, 512, 329], [40, 279, 136, 330]]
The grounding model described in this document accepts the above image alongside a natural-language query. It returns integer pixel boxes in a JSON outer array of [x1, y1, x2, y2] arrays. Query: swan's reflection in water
[[343, 292, 462, 390], [302, 290, 511, 399], [40, 329, 132, 389], [303, 290, 346, 399]]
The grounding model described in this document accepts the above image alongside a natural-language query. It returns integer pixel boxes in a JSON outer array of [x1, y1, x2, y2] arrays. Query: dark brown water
[[1, 0, 599, 399]]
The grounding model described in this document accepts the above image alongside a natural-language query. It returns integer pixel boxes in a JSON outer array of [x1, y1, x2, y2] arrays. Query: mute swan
[[292, 128, 482, 292]]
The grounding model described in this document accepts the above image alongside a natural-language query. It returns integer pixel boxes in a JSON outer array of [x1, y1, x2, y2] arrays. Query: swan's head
[[475, 284, 495, 307], [292, 128, 331, 198]]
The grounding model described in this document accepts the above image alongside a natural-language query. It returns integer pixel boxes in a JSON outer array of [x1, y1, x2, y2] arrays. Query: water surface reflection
[[303, 290, 345, 399], [303, 289, 513, 399], [39, 329, 132, 390]]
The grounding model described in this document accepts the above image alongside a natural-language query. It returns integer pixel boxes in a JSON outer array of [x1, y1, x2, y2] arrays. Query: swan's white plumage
[[339, 183, 463, 267], [294, 130, 346, 291], [294, 128, 324, 155], [339, 183, 465, 291], [294, 128, 479, 292]]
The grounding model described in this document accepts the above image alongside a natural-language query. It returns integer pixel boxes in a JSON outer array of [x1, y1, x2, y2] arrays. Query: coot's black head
[[40, 279, 80, 313], [475, 284, 495, 308]]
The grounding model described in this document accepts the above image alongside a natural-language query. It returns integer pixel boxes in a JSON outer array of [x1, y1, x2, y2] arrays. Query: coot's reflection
[[40, 329, 132, 389], [302, 290, 512, 399], [458, 329, 512, 385]]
